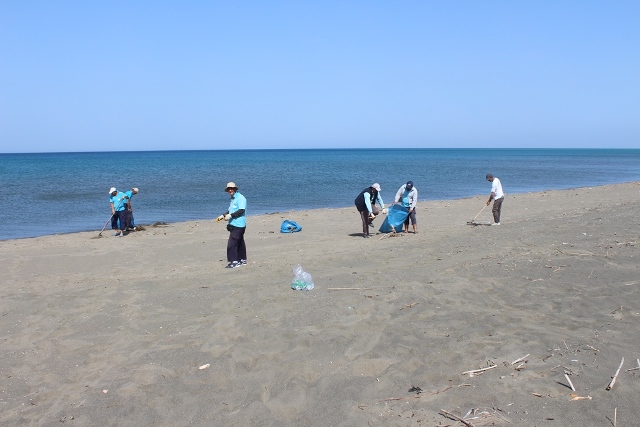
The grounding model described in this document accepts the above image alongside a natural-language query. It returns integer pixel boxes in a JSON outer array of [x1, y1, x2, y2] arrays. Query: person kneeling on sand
[[394, 180, 418, 233], [216, 182, 247, 268], [486, 173, 504, 225], [354, 183, 387, 238]]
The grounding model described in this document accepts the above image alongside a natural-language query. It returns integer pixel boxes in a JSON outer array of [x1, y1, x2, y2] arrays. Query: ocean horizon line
[[2, 147, 640, 155]]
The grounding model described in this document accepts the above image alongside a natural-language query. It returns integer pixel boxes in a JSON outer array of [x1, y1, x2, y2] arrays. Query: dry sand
[[1, 182, 639, 427]]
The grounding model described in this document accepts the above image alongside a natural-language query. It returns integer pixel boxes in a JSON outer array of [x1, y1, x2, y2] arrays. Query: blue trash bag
[[280, 219, 302, 233], [378, 204, 409, 233]]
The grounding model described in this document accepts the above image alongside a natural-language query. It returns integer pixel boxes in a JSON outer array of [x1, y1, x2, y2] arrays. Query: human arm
[[410, 188, 418, 210], [394, 186, 404, 204], [364, 192, 373, 214], [487, 182, 497, 205], [487, 192, 495, 205], [229, 209, 245, 219]]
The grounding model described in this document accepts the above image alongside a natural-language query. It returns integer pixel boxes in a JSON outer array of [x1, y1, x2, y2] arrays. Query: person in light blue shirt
[[354, 183, 386, 238], [124, 187, 139, 230], [109, 187, 128, 237], [216, 182, 247, 268]]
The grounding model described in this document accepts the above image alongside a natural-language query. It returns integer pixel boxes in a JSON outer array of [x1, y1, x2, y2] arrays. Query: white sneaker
[[493, 222, 501, 226]]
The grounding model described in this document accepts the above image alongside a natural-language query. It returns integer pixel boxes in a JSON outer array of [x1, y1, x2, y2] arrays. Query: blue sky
[[1, 1, 638, 152]]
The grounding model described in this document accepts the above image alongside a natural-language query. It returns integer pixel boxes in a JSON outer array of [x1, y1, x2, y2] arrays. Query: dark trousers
[[404, 209, 417, 225], [359, 209, 370, 236], [227, 226, 247, 262], [492, 197, 504, 223], [125, 210, 135, 228], [111, 210, 126, 231]]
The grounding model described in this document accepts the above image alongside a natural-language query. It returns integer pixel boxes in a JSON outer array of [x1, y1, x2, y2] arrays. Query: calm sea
[[1, 149, 639, 240]]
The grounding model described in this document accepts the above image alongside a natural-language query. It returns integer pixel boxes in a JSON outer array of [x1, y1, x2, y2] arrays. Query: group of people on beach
[[108, 173, 503, 268], [353, 181, 419, 238], [354, 174, 504, 237], [108, 187, 139, 237]]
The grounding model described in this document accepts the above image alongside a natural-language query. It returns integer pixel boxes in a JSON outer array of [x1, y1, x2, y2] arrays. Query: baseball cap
[[109, 187, 117, 194], [406, 180, 413, 190], [371, 183, 381, 192]]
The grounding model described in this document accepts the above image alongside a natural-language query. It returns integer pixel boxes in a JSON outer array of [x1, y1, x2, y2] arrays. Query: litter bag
[[378, 204, 409, 233], [280, 219, 302, 233], [291, 264, 314, 291]]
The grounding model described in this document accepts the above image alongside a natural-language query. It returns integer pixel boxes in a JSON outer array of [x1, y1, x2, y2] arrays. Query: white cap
[[109, 187, 117, 194], [132, 187, 139, 193], [225, 182, 238, 192], [371, 183, 381, 192]]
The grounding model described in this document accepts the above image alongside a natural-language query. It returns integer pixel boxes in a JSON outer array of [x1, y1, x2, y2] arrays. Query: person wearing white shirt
[[394, 180, 418, 233], [486, 174, 504, 225]]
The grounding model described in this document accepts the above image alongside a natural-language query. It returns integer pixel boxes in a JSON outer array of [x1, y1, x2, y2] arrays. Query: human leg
[[492, 197, 503, 224], [125, 210, 132, 229], [226, 227, 242, 262], [114, 211, 126, 236], [359, 210, 370, 236], [409, 210, 417, 233], [237, 227, 247, 262]]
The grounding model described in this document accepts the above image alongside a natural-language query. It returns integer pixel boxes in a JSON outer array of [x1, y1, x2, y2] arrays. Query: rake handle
[[472, 204, 488, 221]]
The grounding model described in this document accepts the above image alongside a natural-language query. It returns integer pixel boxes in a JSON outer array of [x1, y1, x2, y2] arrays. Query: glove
[[224, 214, 232, 221], [382, 208, 388, 215], [216, 215, 224, 222]]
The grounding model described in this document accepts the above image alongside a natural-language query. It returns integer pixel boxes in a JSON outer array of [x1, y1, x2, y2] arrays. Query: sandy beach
[[1, 182, 639, 427]]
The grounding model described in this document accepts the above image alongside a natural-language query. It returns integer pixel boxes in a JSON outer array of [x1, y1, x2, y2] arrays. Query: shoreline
[[1, 182, 639, 426], [3, 180, 639, 242]]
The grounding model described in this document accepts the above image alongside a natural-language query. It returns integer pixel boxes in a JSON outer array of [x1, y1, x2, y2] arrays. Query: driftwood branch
[[439, 409, 475, 427], [626, 359, 640, 372], [606, 357, 624, 391], [462, 365, 497, 376], [564, 372, 576, 391], [511, 354, 530, 365]]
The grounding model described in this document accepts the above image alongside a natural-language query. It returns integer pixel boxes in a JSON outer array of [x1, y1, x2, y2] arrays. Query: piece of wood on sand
[[606, 357, 624, 391], [564, 371, 576, 391], [511, 353, 530, 365], [570, 393, 592, 401], [462, 365, 497, 377], [625, 358, 640, 372], [439, 409, 474, 427]]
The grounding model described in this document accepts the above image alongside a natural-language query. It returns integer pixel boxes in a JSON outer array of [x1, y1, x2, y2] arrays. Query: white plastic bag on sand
[[291, 264, 314, 291]]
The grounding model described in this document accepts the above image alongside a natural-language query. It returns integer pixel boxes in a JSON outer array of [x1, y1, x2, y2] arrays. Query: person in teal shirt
[[109, 187, 128, 237], [124, 187, 139, 230], [216, 182, 247, 268]]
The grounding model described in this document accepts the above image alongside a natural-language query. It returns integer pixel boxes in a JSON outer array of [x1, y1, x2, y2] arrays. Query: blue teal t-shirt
[[229, 192, 247, 227], [401, 190, 411, 208], [110, 192, 127, 211]]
